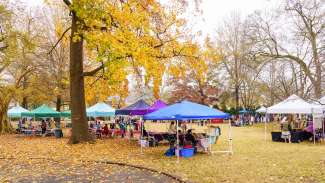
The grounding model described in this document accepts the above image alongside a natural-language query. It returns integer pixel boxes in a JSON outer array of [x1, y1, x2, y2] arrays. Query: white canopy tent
[[267, 94, 323, 114], [256, 106, 267, 113], [317, 96, 325, 110], [319, 96, 325, 104], [266, 94, 324, 143]]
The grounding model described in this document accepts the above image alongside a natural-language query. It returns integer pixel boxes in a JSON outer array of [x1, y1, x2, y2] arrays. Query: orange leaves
[[2, 124, 325, 182]]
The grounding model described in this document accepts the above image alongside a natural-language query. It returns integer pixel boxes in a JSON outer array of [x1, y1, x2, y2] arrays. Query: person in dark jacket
[[41, 120, 47, 134], [185, 129, 197, 146]]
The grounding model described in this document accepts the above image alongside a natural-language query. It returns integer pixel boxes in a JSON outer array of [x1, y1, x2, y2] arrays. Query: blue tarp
[[144, 100, 229, 120], [86, 102, 115, 117], [7, 106, 29, 118]]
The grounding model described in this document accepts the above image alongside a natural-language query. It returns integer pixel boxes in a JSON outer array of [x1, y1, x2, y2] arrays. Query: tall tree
[[61, 0, 197, 143], [248, 0, 324, 98], [214, 13, 255, 109]]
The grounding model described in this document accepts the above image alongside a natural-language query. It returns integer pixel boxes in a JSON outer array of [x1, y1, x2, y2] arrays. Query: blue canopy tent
[[7, 105, 29, 118], [144, 101, 229, 120], [87, 102, 115, 117], [144, 101, 232, 160]]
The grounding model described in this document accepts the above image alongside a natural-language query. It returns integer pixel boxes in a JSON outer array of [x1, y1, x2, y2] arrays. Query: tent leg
[[176, 120, 179, 163], [140, 117, 143, 154], [264, 115, 267, 141], [229, 119, 233, 155], [312, 110, 315, 145], [323, 120, 325, 143], [209, 120, 212, 154]]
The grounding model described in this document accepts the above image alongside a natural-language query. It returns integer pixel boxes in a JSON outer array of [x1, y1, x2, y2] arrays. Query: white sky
[[195, 0, 279, 36], [21, 0, 280, 39]]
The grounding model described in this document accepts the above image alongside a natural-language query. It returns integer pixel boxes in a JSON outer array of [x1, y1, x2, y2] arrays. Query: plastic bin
[[140, 139, 149, 147], [54, 129, 63, 138], [180, 148, 194, 158]]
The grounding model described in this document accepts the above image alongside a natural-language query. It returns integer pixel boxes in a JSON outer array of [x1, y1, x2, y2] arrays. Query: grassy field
[[1, 122, 325, 183]]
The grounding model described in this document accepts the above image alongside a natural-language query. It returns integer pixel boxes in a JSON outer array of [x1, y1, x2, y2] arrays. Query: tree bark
[[235, 84, 239, 110], [0, 98, 13, 134], [68, 12, 93, 144], [54, 95, 62, 128], [21, 76, 28, 108]]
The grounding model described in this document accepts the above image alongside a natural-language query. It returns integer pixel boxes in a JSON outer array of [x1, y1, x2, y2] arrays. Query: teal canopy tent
[[86, 102, 115, 117], [21, 104, 60, 118], [7, 105, 29, 118], [60, 102, 116, 118], [60, 110, 71, 118]]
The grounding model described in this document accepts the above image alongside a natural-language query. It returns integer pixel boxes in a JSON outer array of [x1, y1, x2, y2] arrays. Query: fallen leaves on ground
[[0, 123, 325, 183]]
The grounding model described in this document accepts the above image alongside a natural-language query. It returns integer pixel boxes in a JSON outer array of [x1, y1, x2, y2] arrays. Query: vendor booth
[[21, 104, 61, 118], [144, 100, 230, 162], [266, 94, 324, 144], [21, 104, 62, 137], [8, 105, 29, 118], [115, 99, 150, 116], [86, 102, 115, 117]]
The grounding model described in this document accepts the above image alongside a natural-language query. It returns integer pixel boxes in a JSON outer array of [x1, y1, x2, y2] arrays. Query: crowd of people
[[231, 113, 269, 126], [166, 121, 221, 152], [88, 117, 142, 138], [17, 118, 60, 136]]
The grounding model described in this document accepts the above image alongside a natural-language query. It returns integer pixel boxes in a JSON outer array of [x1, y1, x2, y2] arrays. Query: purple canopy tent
[[147, 100, 167, 113], [115, 99, 151, 154], [115, 99, 150, 116]]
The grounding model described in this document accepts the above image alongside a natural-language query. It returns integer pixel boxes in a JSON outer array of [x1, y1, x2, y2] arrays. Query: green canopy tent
[[21, 104, 61, 118], [60, 110, 71, 118]]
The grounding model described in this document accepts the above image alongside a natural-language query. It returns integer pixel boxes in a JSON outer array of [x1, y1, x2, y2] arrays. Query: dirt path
[[0, 159, 182, 183]]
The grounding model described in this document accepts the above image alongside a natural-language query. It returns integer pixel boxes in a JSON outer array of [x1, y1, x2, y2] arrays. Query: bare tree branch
[[63, 0, 71, 6], [48, 27, 71, 54], [83, 63, 104, 77]]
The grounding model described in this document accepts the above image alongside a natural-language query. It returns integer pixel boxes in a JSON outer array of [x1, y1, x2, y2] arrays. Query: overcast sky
[[22, 0, 280, 39]]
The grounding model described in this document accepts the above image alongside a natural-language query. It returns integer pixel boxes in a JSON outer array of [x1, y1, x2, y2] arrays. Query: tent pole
[[265, 109, 267, 141], [312, 108, 315, 145], [229, 118, 233, 154], [209, 119, 212, 154], [176, 119, 179, 163], [140, 116, 143, 154], [323, 119, 325, 142]]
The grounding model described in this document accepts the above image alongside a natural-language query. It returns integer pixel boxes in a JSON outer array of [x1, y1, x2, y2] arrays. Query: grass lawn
[[1, 122, 325, 183]]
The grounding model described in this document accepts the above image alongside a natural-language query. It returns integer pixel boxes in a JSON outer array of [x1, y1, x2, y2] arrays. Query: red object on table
[[183, 145, 193, 148], [211, 119, 223, 124]]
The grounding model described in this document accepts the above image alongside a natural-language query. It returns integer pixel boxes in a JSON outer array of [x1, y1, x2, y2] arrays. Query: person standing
[[168, 121, 177, 134], [50, 119, 56, 129], [215, 126, 221, 144], [102, 124, 109, 137], [41, 120, 47, 135], [181, 121, 187, 133], [119, 119, 126, 138], [281, 116, 291, 143]]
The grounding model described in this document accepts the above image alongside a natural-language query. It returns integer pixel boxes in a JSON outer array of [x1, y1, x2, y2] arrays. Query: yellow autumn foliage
[[70, 0, 194, 101]]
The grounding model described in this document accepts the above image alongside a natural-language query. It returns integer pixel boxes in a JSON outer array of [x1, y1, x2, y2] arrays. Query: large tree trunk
[[54, 95, 62, 128], [68, 12, 93, 144], [21, 76, 28, 108], [235, 84, 239, 110], [22, 97, 28, 109], [0, 98, 13, 134]]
